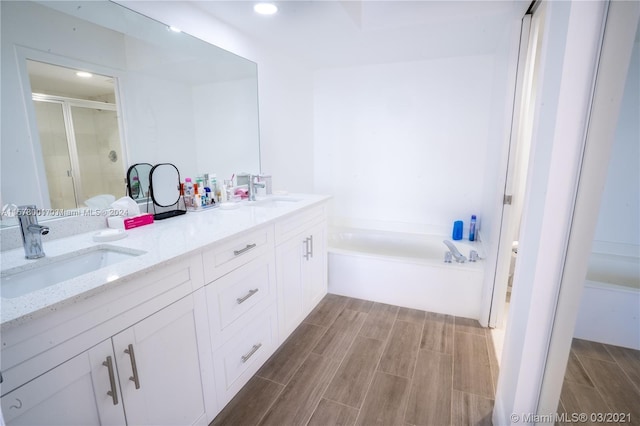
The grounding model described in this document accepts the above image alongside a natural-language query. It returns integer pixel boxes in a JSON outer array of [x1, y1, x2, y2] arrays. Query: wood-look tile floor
[[557, 338, 640, 426], [211, 294, 498, 426]]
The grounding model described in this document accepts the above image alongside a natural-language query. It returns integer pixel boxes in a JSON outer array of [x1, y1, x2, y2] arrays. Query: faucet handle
[[469, 250, 479, 262]]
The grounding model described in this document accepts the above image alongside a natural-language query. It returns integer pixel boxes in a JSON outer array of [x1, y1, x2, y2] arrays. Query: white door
[[112, 295, 207, 426], [276, 236, 306, 340], [2, 339, 126, 425], [488, 6, 546, 328], [304, 223, 328, 312]]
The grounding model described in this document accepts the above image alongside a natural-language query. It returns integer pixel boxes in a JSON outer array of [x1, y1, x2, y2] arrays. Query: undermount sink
[[1, 245, 146, 299]]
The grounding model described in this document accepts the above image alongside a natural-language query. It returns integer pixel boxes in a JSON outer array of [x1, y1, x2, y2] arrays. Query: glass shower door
[[71, 106, 124, 206], [32, 100, 77, 209]]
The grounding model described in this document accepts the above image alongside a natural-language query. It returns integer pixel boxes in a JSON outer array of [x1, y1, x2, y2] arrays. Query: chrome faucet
[[248, 175, 266, 201], [443, 240, 467, 263], [17, 205, 49, 259]]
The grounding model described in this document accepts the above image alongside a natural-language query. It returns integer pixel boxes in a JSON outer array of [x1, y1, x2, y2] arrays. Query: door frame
[[537, 1, 639, 416]]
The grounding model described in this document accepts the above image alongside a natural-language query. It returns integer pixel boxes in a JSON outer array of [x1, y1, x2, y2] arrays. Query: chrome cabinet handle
[[124, 344, 141, 389], [102, 356, 119, 405], [234, 243, 257, 256], [241, 343, 262, 363], [303, 237, 311, 260], [236, 288, 259, 304]]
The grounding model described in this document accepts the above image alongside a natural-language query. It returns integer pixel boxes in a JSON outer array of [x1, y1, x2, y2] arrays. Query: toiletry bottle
[[452, 220, 463, 240], [469, 215, 477, 241], [184, 178, 194, 196], [184, 178, 193, 207], [196, 176, 205, 194], [131, 176, 140, 198], [209, 174, 218, 202], [193, 183, 201, 208]]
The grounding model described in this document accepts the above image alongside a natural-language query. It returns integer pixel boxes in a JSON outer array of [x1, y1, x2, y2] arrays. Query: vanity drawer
[[203, 226, 274, 283], [275, 205, 326, 244], [205, 252, 276, 346], [212, 304, 278, 407]]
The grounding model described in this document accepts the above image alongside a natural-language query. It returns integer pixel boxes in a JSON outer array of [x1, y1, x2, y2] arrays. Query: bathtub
[[328, 228, 485, 319], [574, 251, 640, 350]]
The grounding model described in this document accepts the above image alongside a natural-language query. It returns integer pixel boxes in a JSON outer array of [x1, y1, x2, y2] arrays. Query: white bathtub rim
[[329, 226, 487, 260], [328, 246, 484, 271], [584, 279, 640, 293]]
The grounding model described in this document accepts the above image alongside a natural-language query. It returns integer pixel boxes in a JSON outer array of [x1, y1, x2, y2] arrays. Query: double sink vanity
[[0, 194, 329, 425]]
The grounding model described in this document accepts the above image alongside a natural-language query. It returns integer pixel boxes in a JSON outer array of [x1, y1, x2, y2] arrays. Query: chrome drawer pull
[[102, 356, 119, 405], [241, 343, 262, 363], [124, 344, 141, 389], [237, 288, 259, 304], [234, 243, 257, 256], [303, 237, 311, 260]]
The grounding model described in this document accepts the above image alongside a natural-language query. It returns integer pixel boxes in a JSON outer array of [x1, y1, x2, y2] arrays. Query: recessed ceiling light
[[76, 71, 93, 78], [254, 3, 277, 15], [168, 26, 182, 33]]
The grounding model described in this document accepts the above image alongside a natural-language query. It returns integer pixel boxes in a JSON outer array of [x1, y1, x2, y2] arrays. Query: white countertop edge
[[1, 194, 330, 328]]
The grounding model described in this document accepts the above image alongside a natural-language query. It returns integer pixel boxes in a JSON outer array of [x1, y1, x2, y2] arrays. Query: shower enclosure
[[25, 59, 126, 210], [32, 94, 124, 210]]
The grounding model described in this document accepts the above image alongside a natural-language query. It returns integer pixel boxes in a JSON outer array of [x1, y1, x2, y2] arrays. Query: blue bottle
[[469, 215, 477, 241], [452, 220, 463, 240]]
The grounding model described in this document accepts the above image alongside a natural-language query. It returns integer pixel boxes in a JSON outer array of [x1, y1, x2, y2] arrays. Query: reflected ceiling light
[[76, 71, 93, 78], [254, 3, 277, 15], [168, 26, 182, 33]]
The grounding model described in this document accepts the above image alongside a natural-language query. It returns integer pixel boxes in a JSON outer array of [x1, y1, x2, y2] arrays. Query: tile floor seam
[[254, 383, 286, 426], [301, 361, 340, 426], [483, 332, 497, 398], [603, 344, 640, 395], [572, 351, 616, 414], [450, 316, 456, 426], [302, 301, 361, 424], [401, 315, 431, 426], [352, 309, 396, 424]]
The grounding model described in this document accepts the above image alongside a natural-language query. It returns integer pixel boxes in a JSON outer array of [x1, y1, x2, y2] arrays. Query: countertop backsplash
[[0, 215, 107, 252]]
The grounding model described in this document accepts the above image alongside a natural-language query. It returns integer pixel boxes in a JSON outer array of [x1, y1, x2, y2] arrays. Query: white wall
[[593, 33, 640, 251], [313, 55, 494, 235], [119, 1, 315, 194]]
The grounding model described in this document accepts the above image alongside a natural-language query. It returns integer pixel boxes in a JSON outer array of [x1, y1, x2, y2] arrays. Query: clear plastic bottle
[[469, 215, 477, 241]]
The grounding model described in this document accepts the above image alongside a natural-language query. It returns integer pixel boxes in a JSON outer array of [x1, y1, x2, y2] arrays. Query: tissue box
[[108, 213, 154, 230]]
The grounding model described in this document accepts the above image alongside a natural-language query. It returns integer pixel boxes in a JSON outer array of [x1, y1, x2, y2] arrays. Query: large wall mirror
[[1, 0, 260, 225]]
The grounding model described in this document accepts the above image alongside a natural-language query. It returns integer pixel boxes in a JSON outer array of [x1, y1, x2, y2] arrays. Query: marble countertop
[[0, 194, 330, 328]]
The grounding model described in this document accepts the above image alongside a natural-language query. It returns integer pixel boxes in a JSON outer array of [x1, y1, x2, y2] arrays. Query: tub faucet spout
[[443, 240, 466, 263]]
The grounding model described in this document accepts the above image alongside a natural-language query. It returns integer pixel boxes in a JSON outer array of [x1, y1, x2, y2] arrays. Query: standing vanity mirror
[[127, 163, 153, 201], [1, 0, 261, 225], [148, 163, 186, 220]]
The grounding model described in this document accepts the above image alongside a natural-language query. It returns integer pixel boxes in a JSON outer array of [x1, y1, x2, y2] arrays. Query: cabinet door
[[112, 295, 207, 426], [1, 339, 126, 426], [275, 235, 306, 340], [304, 222, 328, 312]]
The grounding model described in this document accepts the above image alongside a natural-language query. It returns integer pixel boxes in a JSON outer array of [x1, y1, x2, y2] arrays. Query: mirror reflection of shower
[[27, 60, 125, 210]]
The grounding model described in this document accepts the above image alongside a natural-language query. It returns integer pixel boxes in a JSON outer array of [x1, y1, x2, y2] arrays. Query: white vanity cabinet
[[202, 225, 279, 408], [1, 256, 213, 426], [275, 205, 328, 340], [0, 195, 330, 425], [2, 294, 208, 426], [1, 340, 125, 425]]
